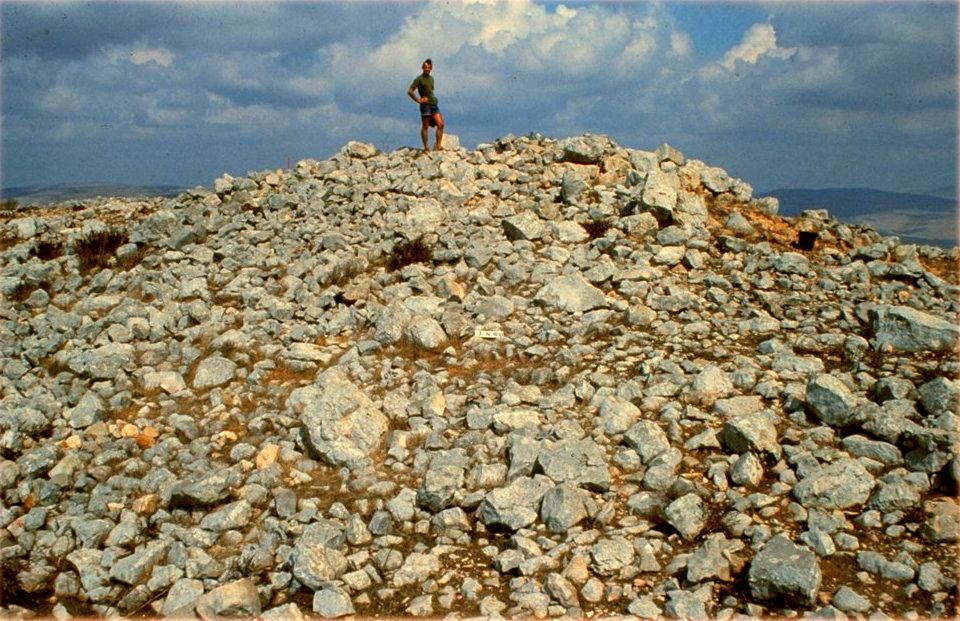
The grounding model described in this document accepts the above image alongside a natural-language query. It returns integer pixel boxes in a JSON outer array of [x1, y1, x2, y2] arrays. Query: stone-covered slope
[[0, 133, 957, 619]]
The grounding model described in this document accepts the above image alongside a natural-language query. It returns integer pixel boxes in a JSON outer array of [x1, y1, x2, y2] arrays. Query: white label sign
[[474, 329, 504, 339]]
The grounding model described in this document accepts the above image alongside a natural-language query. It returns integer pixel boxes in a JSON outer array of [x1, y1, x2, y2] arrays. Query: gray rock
[[540, 483, 592, 533], [478, 476, 553, 531], [597, 395, 640, 435], [66, 391, 105, 429], [169, 469, 237, 507], [67, 343, 135, 379], [868, 470, 928, 512], [560, 172, 588, 204], [628, 595, 663, 619], [199, 500, 253, 532], [544, 572, 579, 608], [161, 578, 204, 617], [590, 536, 635, 576], [806, 374, 861, 427], [691, 364, 734, 398], [192, 355, 237, 390], [291, 522, 348, 590], [195, 578, 261, 620], [536, 438, 610, 491], [870, 304, 959, 352], [312, 586, 354, 618], [110, 540, 169, 586], [748, 534, 821, 606], [623, 420, 670, 464], [392, 552, 440, 587], [503, 213, 546, 241], [641, 168, 678, 217], [730, 452, 763, 487], [832, 586, 871, 614], [260, 603, 305, 621], [918, 377, 958, 415], [841, 435, 902, 467], [687, 534, 739, 583], [720, 413, 780, 457], [560, 134, 609, 164], [920, 498, 959, 543], [290, 367, 388, 468], [533, 273, 607, 313], [341, 140, 377, 159], [664, 589, 709, 621], [416, 465, 464, 513], [663, 493, 707, 541], [793, 458, 876, 510]]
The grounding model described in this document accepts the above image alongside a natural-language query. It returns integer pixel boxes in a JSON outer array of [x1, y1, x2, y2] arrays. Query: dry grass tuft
[[31, 240, 64, 261], [583, 218, 613, 239], [75, 228, 129, 273], [387, 236, 432, 271]]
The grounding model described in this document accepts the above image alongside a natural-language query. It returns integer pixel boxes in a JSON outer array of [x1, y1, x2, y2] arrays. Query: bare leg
[[420, 117, 430, 151], [433, 113, 445, 150]]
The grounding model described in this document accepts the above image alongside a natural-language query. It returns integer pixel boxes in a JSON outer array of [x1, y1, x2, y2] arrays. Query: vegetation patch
[[583, 217, 612, 239], [74, 228, 129, 273], [8, 280, 52, 304], [386, 236, 432, 271], [31, 240, 64, 261], [324, 258, 367, 287], [0, 198, 18, 211]]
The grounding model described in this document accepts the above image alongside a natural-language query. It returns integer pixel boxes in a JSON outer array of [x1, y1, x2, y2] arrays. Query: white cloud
[[721, 23, 796, 69], [130, 47, 174, 67], [670, 32, 693, 59], [106, 46, 174, 67], [700, 22, 797, 80]]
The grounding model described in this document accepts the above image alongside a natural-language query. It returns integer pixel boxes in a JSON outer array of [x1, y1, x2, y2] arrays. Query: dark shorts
[[419, 103, 441, 117]]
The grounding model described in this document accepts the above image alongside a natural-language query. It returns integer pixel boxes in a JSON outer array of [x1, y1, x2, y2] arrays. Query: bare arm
[[407, 80, 428, 103], [408, 84, 426, 103]]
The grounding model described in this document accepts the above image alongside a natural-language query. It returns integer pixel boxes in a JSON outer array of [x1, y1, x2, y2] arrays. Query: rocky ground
[[0, 133, 957, 620]]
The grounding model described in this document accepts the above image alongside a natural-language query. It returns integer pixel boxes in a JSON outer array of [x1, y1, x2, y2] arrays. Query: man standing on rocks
[[408, 58, 444, 152]]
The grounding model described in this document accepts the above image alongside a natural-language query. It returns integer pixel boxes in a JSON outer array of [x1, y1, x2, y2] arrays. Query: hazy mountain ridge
[[2, 182, 185, 204], [762, 187, 957, 248]]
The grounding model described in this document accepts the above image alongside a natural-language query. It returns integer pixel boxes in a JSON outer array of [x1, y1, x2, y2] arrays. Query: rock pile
[[0, 132, 957, 620]]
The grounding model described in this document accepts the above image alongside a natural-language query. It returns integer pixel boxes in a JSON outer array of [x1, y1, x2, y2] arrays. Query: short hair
[[423, 58, 432, 66]]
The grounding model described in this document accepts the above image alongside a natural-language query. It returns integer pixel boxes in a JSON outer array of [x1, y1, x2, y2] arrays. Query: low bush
[[0, 198, 18, 211], [32, 240, 64, 261], [387, 236, 432, 271], [583, 218, 612, 239], [8, 280, 52, 303], [74, 228, 129, 273]]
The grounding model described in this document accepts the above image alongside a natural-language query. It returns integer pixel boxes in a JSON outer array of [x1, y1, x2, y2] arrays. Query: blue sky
[[1, 0, 956, 194]]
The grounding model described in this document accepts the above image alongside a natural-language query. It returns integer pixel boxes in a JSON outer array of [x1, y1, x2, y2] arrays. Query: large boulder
[[288, 367, 388, 469], [533, 273, 607, 313], [870, 305, 959, 352]]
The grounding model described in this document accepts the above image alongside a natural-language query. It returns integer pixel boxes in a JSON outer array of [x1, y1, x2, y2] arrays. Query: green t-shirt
[[410, 73, 437, 105]]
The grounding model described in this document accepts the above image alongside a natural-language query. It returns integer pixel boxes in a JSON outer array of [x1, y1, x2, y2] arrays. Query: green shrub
[[75, 228, 129, 273], [0, 198, 18, 211]]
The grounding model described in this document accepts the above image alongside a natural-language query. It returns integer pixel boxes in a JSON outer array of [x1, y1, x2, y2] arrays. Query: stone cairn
[[0, 133, 957, 620]]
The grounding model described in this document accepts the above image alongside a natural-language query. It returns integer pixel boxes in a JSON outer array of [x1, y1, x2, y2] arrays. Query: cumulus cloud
[[0, 0, 955, 192]]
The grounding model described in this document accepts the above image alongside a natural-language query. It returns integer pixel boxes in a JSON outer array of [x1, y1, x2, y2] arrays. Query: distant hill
[[761, 187, 957, 249], [761, 187, 955, 219], [2, 182, 185, 205]]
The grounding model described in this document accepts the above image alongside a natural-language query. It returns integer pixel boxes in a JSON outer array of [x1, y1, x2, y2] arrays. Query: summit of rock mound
[[0, 133, 957, 619]]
